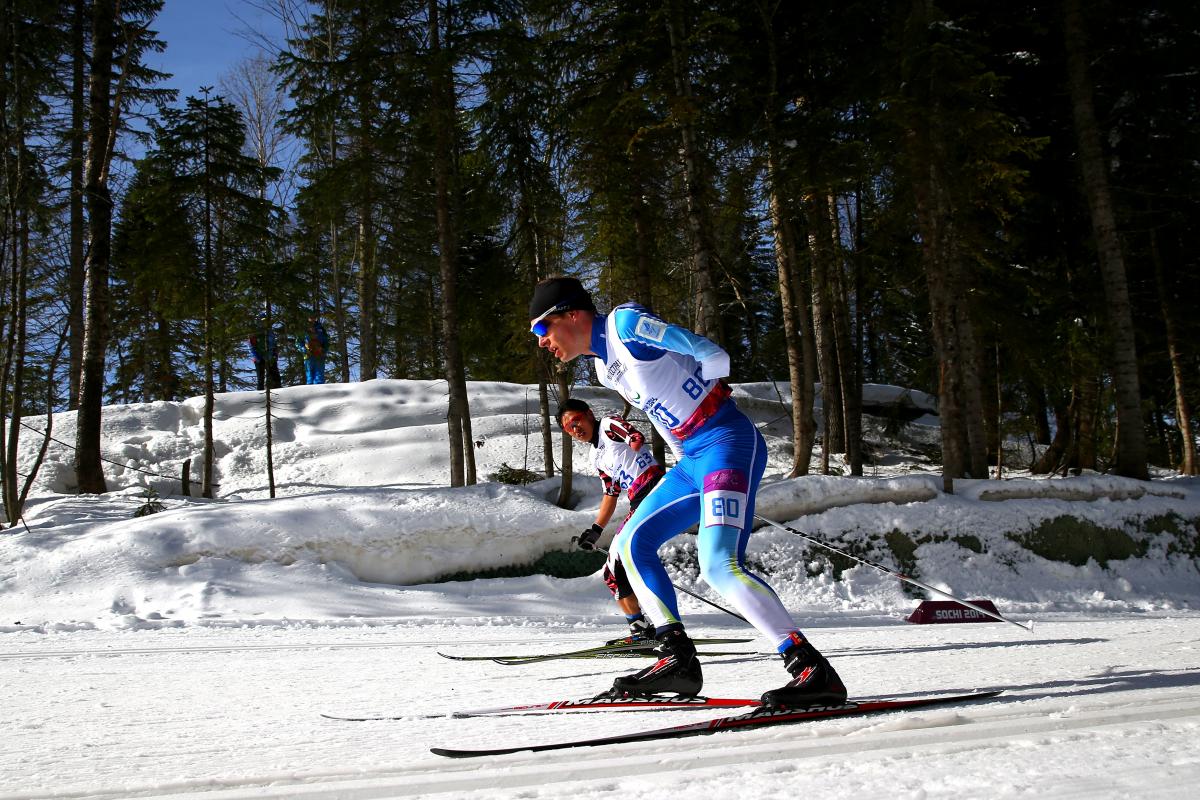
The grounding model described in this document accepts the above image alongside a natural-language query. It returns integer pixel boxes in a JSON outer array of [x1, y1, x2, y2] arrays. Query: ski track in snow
[[6, 381, 1200, 797], [3, 615, 1199, 799]]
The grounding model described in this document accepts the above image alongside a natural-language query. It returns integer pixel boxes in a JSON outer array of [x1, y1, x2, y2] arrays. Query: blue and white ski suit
[[594, 304, 802, 652]]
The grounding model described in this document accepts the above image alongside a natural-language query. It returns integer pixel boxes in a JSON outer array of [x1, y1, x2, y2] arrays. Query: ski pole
[[753, 514, 1033, 632], [589, 546, 749, 625]]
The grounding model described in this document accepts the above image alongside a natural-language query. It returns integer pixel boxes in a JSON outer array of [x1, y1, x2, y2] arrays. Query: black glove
[[573, 523, 604, 551]]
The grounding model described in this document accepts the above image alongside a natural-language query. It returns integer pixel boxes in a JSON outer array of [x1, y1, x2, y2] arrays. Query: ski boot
[[605, 617, 656, 647], [610, 629, 703, 698], [759, 637, 847, 709]]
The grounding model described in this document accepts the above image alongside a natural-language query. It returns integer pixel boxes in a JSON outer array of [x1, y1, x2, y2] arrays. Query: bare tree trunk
[[519, 194, 557, 480], [1063, 0, 1148, 480], [758, 1, 815, 477], [330, 217, 350, 382], [325, 15, 350, 384], [353, 5, 377, 379], [1033, 403, 1071, 474], [903, 0, 990, 490], [262, 301, 277, 497], [665, 0, 720, 341], [75, 0, 117, 494], [915, 165, 967, 491], [3, 210, 29, 525], [555, 366, 573, 508], [16, 328, 69, 519], [631, 191, 654, 308], [223, 57, 286, 494], [850, 191, 865, 399], [1072, 374, 1098, 472], [1149, 225, 1197, 474], [429, 0, 475, 487], [630, 183, 668, 467], [956, 305, 990, 477], [0, 0, 17, 521], [538, 368, 554, 479], [827, 199, 862, 475], [805, 191, 843, 471], [356, 213, 377, 378], [68, 0, 86, 410], [766, 167, 816, 477], [1030, 382, 1052, 445], [993, 341, 1003, 476], [201, 90, 215, 499]]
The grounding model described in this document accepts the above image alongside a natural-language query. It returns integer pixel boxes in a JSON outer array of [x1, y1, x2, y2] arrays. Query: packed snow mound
[[15, 379, 942, 501], [758, 474, 941, 518], [17, 379, 597, 497], [1, 481, 593, 630], [961, 475, 1187, 502], [5, 379, 1199, 631]]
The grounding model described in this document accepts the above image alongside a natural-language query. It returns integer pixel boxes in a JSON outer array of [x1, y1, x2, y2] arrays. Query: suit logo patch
[[634, 317, 667, 343]]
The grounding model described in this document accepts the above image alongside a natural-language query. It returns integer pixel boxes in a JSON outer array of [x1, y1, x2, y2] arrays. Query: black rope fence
[[11, 417, 221, 491]]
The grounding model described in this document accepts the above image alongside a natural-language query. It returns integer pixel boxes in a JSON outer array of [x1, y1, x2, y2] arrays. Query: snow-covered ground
[[3, 380, 1199, 798]]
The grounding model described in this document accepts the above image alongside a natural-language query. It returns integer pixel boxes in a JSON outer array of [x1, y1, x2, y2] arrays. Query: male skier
[[557, 398, 663, 645], [529, 276, 846, 708]]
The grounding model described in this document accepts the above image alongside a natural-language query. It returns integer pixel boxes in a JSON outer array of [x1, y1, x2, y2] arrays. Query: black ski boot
[[605, 617, 656, 647], [611, 629, 703, 697], [760, 638, 847, 709]]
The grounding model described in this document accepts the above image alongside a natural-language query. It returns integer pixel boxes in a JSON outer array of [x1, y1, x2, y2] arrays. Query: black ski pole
[[753, 514, 1033, 632], [590, 546, 749, 625]]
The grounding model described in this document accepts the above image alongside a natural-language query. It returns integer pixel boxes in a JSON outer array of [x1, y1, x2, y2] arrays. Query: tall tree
[[428, 0, 475, 487], [894, 0, 1037, 488], [474, 9, 569, 481], [754, 0, 817, 477], [149, 93, 275, 496], [110, 157, 202, 403], [223, 53, 302, 497], [66, 0, 86, 410], [664, 0, 720, 340], [74, 0, 119, 494], [73, 0, 167, 494], [1062, 0, 1148, 480]]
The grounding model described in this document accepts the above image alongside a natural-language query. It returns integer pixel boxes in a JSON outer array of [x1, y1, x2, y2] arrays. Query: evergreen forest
[[1, 0, 1197, 521]]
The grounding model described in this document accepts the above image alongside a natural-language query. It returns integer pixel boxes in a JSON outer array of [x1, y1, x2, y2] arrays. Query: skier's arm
[[594, 492, 619, 530], [601, 416, 646, 451], [575, 483, 619, 550]]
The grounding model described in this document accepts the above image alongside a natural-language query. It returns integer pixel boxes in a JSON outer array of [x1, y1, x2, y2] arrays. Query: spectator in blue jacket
[[297, 317, 329, 384], [248, 327, 280, 391]]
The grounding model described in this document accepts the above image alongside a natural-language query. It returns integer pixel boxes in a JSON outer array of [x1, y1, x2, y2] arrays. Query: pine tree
[[73, 0, 169, 495], [1062, 0, 1148, 480], [149, 93, 276, 497], [110, 158, 203, 402], [1, 0, 64, 521], [890, 0, 1040, 487]]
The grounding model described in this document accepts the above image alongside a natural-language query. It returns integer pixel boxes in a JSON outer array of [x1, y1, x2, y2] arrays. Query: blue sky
[[146, 0, 286, 106]]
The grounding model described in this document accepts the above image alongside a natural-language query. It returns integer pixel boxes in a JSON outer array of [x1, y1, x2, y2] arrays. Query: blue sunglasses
[[530, 303, 569, 336]]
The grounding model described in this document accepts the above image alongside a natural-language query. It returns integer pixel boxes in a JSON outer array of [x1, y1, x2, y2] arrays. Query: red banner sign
[[905, 599, 1002, 624]]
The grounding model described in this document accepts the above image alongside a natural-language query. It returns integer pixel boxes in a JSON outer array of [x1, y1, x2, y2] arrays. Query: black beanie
[[529, 277, 596, 319]]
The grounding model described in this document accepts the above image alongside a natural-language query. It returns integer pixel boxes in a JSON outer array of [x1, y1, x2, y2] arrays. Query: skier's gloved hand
[[573, 523, 604, 550]]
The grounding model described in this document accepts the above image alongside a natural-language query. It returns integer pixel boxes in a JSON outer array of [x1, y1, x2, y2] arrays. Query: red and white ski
[[451, 694, 762, 717], [429, 690, 1004, 758], [322, 694, 759, 721]]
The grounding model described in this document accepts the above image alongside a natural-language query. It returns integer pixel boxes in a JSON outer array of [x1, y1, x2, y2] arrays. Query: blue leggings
[[608, 403, 801, 651]]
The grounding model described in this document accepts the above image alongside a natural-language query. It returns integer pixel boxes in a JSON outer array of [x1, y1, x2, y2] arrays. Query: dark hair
[[556, 398, 592, 427]]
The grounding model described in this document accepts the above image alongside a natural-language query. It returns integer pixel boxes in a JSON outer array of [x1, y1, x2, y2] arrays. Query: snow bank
[[5, 379, 1199, 631]]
